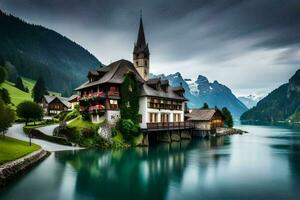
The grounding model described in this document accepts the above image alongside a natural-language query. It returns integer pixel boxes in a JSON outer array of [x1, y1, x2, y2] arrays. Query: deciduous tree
[[16, 101, 43, 125], [0, 98, 15, 136]]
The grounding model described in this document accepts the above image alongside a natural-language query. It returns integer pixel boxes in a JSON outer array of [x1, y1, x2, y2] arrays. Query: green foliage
[[0, 98, 15, 135], [0, 10, 101, 94], [120, 72, 140, 123], [15, 76, 26, 92], [202, 102, 209, 109], [32, 76, 48, 103], [0, 88, 11, 104], [222, 107, 233, 128], [0, 136, 40, 165], [289, 106, 300, 123], [119, 119, 140, 140], [16, 101, 43, 125], [23, 127, 71, 146], [0, 66, 7, 84], [62, 109, 80, 122]]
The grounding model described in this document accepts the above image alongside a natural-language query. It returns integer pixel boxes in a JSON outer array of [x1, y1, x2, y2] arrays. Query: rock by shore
[[214, 127, 248, 137], [0, 149, 50, 188]]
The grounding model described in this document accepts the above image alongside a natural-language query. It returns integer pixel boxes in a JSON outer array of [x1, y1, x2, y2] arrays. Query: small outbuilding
[[185, 109, 225, 137]]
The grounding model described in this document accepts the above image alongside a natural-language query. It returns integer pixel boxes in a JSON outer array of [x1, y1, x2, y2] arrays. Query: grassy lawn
[[0, 77, 61, 107], [67, 116, 100, 130], [1, 81, 32, 106], [0, 136, 40, 165]]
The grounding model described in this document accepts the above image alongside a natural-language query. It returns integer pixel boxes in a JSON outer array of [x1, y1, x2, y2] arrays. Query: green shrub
[[23, 127, 71, 146], [119, 119, 140, 140], [81, 128, 96, 139]]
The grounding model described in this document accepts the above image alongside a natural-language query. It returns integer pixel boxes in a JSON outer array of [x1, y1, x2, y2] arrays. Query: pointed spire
[[136, 13, 146, 47]]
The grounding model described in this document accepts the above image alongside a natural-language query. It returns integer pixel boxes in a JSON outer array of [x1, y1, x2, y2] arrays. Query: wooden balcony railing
[[146, 122, 194, 130]]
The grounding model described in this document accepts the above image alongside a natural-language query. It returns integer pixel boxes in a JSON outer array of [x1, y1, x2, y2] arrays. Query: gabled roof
[[185, 109, 224, 121], [140, 83, 186, 100], [75, 59, 145, 90], [68, 95, 79, 102], [43, 95, 71, 108]]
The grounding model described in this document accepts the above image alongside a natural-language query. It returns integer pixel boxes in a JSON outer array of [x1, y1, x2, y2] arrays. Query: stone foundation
[[180, 131, 192, 140], [157, 132, 171, 143], [0, 149, 50, 188], [171, 132, 181, 142]]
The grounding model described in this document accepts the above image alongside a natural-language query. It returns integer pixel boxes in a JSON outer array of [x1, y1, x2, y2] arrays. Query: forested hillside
[[241, 69, 300, 122], [0, 10, 101, 95]]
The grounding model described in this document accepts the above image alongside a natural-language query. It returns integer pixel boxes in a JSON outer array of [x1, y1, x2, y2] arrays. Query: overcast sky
[[1, 0, 300, 97]]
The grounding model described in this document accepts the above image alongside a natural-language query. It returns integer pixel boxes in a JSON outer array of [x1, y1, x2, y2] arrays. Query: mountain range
[[150, 73, 248, 118], [238, 95, 263, 109], [241, 69, 300, 123], [0, 10, 101, 95]]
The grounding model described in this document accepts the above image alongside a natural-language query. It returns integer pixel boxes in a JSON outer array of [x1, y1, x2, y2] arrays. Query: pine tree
[[202, 102, 209, 109], [32, 76, 48, 103], [0, 66, 7, 84], [15, 76, 26, 91], [0, 89, 11, 104], [222, 107, 233, 128]]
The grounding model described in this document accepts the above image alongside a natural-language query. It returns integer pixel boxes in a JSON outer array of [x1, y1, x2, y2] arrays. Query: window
[[109, 99, 118, 110], [144, 60, 147, 66], [173, 113, 181, 122], [149, 113, 158, 123], [138, 114, 142, 123], [161, 113, 169, 123]]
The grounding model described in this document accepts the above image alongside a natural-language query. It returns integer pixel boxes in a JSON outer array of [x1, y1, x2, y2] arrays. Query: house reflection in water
[[53, 137, 230, 199]]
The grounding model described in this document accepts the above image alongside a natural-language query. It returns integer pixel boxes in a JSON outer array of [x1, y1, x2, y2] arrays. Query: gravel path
[[36, 124, 59, 136], [6, 124, 83, 152]]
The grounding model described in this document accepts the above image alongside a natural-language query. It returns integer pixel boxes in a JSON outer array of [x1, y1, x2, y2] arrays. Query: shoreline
[[0, 149, 50, 188]]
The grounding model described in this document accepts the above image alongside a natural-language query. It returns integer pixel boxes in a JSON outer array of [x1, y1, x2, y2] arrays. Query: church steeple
[[133, 14, 150, 80]]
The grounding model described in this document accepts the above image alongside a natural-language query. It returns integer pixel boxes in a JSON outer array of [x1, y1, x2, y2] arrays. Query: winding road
[[6, 124, 82, 152]]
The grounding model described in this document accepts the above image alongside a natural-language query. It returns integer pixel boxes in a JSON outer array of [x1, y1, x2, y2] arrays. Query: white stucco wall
[[106, 110, 120, 125], [138, 97, 185, 129]]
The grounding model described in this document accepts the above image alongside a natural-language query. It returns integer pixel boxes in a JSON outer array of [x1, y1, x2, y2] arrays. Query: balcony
[[146, 122, 194, 131], [107, 91, 120, 98], [80, 104, 105, 112], [88, 104, 105, 113], [80, 91, 105, 101]]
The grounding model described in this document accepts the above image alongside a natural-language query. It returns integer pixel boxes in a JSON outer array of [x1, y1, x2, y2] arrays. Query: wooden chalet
[[41, 95, 71, 115]]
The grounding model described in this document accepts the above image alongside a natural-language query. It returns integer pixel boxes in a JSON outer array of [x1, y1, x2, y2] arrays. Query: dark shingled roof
[[185, 109, 223, 121], [140, 83, 186, 100], [75, 60, 186, 101], [75, 59, 145, 90], [43, 95, 71, 108]]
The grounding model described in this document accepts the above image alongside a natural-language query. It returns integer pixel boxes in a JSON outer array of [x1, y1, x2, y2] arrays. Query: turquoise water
[[2, 125, 300, 200]]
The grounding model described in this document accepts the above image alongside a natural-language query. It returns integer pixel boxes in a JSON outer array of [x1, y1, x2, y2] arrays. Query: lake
[[1, 124, 300, 200]]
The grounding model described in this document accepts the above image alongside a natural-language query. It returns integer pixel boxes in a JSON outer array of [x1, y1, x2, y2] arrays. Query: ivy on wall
[[120, 72, 140, 123]]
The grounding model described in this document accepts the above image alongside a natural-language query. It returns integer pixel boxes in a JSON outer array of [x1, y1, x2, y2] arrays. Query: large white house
[[75, 16, 187, 130]]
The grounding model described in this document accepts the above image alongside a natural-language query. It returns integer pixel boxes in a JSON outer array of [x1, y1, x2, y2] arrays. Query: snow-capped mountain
[[150, 72, 248, 118], [238, 95, 263, 109]]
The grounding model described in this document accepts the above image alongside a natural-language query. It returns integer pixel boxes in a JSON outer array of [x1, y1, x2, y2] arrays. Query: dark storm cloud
[[1, 0, 300, 96]]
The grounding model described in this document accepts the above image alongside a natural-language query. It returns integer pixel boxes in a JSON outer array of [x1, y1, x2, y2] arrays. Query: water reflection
[[51, 138, 226, 200], [2, 125, 300, 200]]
